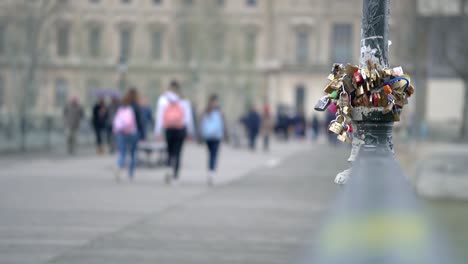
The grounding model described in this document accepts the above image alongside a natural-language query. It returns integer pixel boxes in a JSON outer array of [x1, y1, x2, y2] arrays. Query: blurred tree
[[2, 0, 66, 150]]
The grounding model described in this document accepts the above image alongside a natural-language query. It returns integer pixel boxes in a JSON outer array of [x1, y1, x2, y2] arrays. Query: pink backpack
[[113, 106, 137, 134], [163, 101, 185, 129]]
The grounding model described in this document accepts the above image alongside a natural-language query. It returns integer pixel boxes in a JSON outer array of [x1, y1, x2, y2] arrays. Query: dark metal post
[[353, 0, 394, 151], [360, 0, 390, 67]]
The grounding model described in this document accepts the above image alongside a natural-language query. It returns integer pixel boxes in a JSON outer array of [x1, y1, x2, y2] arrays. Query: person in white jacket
[[155, 80, 194, 185]]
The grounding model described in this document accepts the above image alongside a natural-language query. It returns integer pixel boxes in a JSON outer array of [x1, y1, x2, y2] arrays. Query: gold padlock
[[328, 115, 346, 135], [342, 106, 353, 115], [356, 84, 365, 97], [337, 131, 352, 143]]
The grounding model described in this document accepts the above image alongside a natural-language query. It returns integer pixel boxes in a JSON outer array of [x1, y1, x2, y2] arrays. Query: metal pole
[[360, 0, 390, 67], [353, 0, 394, 151]]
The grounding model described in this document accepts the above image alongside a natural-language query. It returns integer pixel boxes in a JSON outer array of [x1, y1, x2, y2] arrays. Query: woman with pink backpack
[[113, 88, 144, 181]]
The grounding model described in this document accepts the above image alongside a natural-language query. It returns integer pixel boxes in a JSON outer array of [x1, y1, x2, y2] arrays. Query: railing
[[0, 113, 94, 153]]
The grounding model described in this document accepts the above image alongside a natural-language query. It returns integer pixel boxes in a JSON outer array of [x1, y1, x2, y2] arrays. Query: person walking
[[200, 94, 226, 186], [260, 106, 273, 152], [242, 106, 261, 151], [155, 80, 194, 185], [311, 114, 320, 141], [63, 97, 84, 155], [113, 88, 144, 181], [92, 97, 108, 154]]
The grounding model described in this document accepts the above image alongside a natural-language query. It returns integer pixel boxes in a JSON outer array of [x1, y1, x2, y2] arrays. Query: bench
[[138, 141, 167, 168]]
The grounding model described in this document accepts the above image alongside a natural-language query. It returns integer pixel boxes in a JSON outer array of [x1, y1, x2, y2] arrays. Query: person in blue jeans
[[200, 94, 226, 186], [113, 88, 144, 181]]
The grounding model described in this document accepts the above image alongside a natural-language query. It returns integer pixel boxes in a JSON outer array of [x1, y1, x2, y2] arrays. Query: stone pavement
[[0, 141, 348, 264]]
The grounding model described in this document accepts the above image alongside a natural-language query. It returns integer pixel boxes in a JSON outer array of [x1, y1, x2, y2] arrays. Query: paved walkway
[[0, 141, 348, 264]]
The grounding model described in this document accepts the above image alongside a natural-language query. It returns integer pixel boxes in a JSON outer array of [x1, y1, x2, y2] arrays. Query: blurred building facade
[[0, 0, 417, 119], [1, 0, 465, 137]]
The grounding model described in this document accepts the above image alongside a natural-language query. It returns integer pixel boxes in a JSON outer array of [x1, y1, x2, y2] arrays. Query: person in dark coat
[[311, 114, 320, 141], [242, 106, 261, 151], [92, 97, 108, 154]]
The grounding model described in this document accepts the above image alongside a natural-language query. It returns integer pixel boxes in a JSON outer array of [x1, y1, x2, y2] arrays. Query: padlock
[[383, 94, 395, 114], [383, 85, 392, 94], [338, 91, 349, 107], [406, 84, 415, 97], [314, 95, 331, 112], [392, 66, 404, 76], [365, 81, 371, 92], [331, 63, 344, 75], [353, 72, 363, 83], [356, 84, 365, 97], [328, 115, 346, 135], [343, 76, 356, 93], [329, 90, 339, 99], [394, 92, 405, 107], [346, 64, 359, 75], [361, 93, 370, 107], [331, 80, 343, 90], [327, 73, 335, 81], [337, 131, 352, 143], [384, 68, 393, 77], [371, 93, 379, 107], [342, 105, 353, 115]]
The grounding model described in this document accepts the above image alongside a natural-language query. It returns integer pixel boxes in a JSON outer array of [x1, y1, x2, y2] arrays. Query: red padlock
[[353, 72, 363, 83], [346, 124, 354, 133], [372, 93, 379, 107]]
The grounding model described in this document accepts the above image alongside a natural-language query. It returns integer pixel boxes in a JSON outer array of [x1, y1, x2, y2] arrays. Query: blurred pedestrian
[[113, 88, 143, 181], [261, 106, 273, 152], [242, 105, 261, 151], [200, 94, 226, 186], [275, 111, 289, 141], [311, 114, 320, 141], [106, 96, 120, 153], [139, 97, 154, 140], [155, 80, 195, 185], [63, 96, 84, 155], [294, 110, 307, 139], [92, 97, 108, 154]]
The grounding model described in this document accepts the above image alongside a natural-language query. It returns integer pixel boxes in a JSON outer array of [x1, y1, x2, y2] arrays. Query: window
[[245, 31, 257, 64], [153, 0, 162, 5], [55, 79, 68, 108], [247, 0, 256, 7], [88, 26, 101, 57], [213, 32, 225, 62], [0, 24, 5, 55], [0, 77, 4, 108], [119, 28, 132, 63], [57, 24, 70, 57], [332, 23, 352, 63], [296, 30, 309, 65], [151, 30, 163, 61]]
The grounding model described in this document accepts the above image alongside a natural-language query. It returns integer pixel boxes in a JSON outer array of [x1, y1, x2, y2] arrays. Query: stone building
[[0, 0, 452, 126]]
